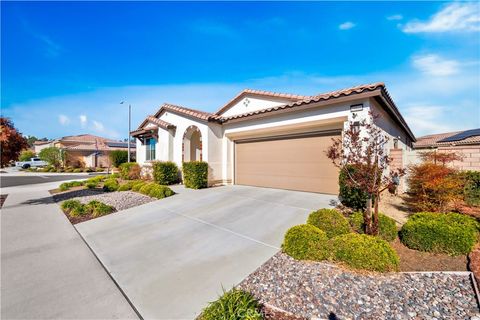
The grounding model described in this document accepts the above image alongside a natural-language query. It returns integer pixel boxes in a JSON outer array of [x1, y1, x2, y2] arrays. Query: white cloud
[[387, 14, 403, 21], [403, 105, 454, 135], [79, 114, 87, 128], [58, 114, 70, 126], [412, 54, 460, 76], [92, 120, 105, 132], [339, 21, 356, 30], [402, 2, 480, 33]]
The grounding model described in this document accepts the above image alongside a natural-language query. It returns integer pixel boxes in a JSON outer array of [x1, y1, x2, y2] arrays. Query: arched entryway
[[182, 125, 202, 161]]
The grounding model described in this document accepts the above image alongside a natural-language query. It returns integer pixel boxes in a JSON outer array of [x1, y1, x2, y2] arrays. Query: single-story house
[[132, 82, 415, 195], [413, 128, 480, 171], [34, 134, 135, 168]]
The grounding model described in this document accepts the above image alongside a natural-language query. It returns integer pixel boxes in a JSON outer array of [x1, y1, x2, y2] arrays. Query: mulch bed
[[238, 252, 479, 320], [0, 195, 7, 208], [392, 239, 468, 272]]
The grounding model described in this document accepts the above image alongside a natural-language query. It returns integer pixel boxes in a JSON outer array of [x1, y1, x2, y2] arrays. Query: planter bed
[[238, 252, 479, 320], [52, 189, 155, 224]]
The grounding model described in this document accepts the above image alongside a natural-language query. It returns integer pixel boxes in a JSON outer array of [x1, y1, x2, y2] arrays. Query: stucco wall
[[221, 96, 293, 117]]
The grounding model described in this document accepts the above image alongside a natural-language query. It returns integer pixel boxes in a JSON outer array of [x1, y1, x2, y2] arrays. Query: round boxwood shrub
[[400, 212, 479, 255], [131, 181, 147, 192], [307, 208, 351, 239], [182, 161, 208, 189], [282, 224, 330, 261], [148, 185, 175, 199], [138, 182, 157, 195], [199, 288, 263, 320], [102, 178, 119, 192], [349, 212, 398, 242], [330, 233, 399, 272]]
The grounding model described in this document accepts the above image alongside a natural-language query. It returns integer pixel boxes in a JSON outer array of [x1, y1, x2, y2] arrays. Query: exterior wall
[[409, 146, 480, 171], [207, 122, 225, 184], [221, 96, 294, 117], [65, 151, 88, 168], [369, 99, 410, 152], [34, 142, 53, 154]]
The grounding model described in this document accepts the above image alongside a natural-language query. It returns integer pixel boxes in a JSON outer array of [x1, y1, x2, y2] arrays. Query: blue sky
[[1, 1, 479, 140]]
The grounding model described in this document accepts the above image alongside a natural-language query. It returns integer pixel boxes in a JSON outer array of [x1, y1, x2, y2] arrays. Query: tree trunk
[[372, 193, 380, 236], [364, 197, 373, 235]]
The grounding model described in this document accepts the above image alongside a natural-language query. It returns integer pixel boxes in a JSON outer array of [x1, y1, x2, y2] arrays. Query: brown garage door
[[235, 131, 340, 194]]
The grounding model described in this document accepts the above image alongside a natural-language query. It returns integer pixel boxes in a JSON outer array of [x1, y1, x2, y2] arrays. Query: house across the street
[[34, 134, 135, 168], [133, 82, 415, 195]]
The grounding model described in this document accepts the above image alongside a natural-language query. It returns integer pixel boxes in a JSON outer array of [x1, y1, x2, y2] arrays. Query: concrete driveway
[[76, 185, 336, 319]]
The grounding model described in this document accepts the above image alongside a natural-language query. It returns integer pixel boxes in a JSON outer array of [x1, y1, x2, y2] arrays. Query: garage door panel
[[235, 133, 340, 194]]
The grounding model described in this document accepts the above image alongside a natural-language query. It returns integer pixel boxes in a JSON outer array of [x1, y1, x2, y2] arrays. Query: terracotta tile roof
[[216, 89, 313, 115], [137, 115, 176, 130], [218, 82, 385, 122], [159, 103, 216, 121], [56, 134, 134, 151], [33, 140, 52, 145], [414, 129, 480, 148]]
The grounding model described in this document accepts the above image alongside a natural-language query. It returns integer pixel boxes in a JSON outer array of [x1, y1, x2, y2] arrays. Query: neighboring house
[[132, 82, 415, 195], [412, 128, 480, 171], [34, 134, 135, 168]]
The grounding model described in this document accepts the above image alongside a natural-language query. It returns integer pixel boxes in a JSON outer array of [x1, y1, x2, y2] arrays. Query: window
[[146, 138, 156, 161]]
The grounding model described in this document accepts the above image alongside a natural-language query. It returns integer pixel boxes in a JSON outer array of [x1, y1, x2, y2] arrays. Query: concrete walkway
[[76, 185, 336, 319], [1, 180, 138, 319]]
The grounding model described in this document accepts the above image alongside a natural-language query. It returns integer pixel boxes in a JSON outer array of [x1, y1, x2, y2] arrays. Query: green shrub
[[68, 203, 87, 217], [59, 180, 84, 191], [199, 288, 263, 320], [109, 150, 128, 168], [85, 167, 94, 173], [86, 175, 107, 184], [339, 165, 371, 211], [119, 162, 141, 180], [103, 178, 119, 192], [39, 147, 64, 168], [461, 171, 480, 207], [139, 182, 156, 195], [86, 200, 115, 217], [282, 224, 330, 261], [182, 161, 208, 189], [307, 208, 351, 239], [118, 180, 137, 191], [65, 167, 74, 173], [400, 212, 479, 255], [56, 168, 64, 173], [73, 168, 83, 173], [96, 167, 105, 172], [349, 212, 398, 242], [148, 184, 175, 199], [61, 199, 83, 212], [85, 182, 98, 189], [152, 161, 179, 185], [131, 181, 146, 192], [19, 150, 36, 161], [330, 233, 399, 272]]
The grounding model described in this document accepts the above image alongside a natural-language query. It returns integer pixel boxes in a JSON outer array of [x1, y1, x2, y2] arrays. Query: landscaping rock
[[54, 191, 154, 212], [238, 252, 479, 320]]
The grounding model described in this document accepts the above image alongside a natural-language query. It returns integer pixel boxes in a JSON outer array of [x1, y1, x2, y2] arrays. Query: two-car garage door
[[234, 131, 340, 195]]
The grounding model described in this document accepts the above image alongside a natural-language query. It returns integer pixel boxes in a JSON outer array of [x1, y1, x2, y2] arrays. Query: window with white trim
[[146, 138, 156, 161]]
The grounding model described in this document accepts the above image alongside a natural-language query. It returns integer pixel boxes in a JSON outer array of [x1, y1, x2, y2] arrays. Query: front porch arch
[[182, 125, 202, 162]]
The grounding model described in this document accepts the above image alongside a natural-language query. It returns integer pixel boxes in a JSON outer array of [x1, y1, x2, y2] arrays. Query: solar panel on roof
[[438, 128, 480, 143], [106, 142, 129, 148]]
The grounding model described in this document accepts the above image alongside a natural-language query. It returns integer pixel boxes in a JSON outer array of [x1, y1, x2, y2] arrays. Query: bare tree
[[326, 113, 405, 235]]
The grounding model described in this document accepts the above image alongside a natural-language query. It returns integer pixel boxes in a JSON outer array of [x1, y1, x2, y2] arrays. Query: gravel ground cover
[[239, 252, 479, 320], [54, 190, 154, 212]]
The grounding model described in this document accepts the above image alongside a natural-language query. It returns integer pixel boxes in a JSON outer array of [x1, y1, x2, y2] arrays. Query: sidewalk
[[1, 181, 138, 319]]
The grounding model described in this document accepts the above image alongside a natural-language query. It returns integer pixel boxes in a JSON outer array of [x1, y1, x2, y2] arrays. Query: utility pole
[[120, 101, 132, 163]]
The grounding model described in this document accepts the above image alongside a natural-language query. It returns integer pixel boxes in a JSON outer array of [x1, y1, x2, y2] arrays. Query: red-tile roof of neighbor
[[415, 129, 480, 148], [138, 116, 176, 130], [55, 134, 134, 151]]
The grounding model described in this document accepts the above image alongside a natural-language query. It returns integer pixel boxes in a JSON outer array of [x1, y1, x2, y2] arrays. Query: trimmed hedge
[[109, 150, 128, 167], [349, 212, 398, 242], [152, 161, 179, 185], [103, 178, 119, 192], [330, 233, 399, 272], [461, 170, 480, 207], [282, 224, 330, 261], [182, 161, 208, 189], [307, 208, 351, 239], [119, 162, 141, 180], [199, 288, 263, 320], [400, 212, 479, 255]]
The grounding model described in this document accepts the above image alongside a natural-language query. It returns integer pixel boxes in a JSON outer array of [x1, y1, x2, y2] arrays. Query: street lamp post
[[120, 101, 132, 163]]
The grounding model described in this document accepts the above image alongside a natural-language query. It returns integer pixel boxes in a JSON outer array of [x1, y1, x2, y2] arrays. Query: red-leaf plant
[[326, 113, 406, 235]]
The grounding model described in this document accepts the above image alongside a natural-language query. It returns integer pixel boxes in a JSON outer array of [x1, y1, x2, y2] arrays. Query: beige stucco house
[[34, 134, 135, 168], [132, 82, 415, 195]]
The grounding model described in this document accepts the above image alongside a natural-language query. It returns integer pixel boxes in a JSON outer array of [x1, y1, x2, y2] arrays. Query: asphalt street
[[0, 174, 94, 187]]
